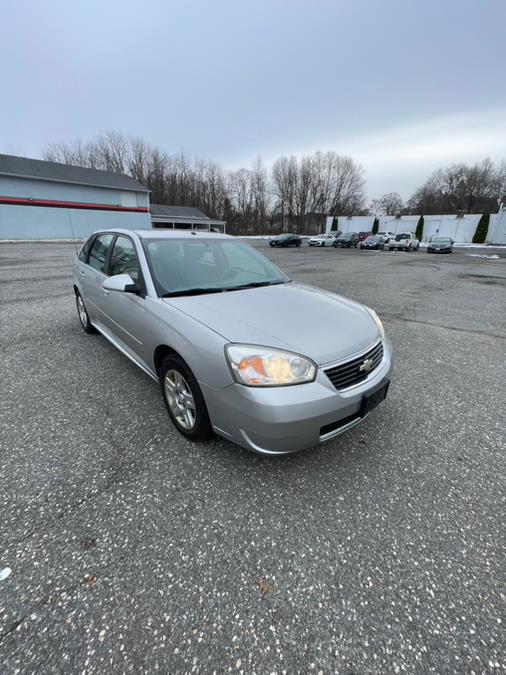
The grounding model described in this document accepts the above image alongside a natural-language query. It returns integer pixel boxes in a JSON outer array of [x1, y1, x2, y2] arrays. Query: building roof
[[150, 204, 211, 220], [0, 153, 149, 192]]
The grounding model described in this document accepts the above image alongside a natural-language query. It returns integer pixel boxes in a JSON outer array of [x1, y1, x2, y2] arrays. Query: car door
[[80, 233, 115, 324], [101, 234, 146, 359]]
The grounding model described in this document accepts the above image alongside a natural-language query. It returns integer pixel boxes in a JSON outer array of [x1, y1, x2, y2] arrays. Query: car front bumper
[[200, 339, 393, 454]]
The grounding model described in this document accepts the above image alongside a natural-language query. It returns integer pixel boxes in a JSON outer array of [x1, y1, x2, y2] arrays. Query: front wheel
[[76, 290, 97, 334], [160, 355, 212, 441]]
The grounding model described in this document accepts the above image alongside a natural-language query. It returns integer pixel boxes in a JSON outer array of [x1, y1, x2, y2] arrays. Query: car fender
[[144, 297, 233, 389]]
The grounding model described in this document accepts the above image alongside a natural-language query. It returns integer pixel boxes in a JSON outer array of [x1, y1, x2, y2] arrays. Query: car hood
[[163, 282, 379, 365]]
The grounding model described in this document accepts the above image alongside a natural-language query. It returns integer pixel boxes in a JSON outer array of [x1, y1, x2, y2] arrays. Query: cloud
[[240, 107, 506, 200]]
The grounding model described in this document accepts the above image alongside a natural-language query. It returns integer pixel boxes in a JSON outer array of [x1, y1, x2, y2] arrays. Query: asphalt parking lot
[[1, 240, 505, 674]]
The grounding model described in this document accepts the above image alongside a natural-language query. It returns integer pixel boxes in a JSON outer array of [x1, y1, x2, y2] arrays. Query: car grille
[[324, 341, 383, 390]]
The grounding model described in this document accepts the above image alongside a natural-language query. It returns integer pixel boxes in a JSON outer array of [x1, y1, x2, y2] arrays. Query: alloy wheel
[[164, 370, 196, 430]]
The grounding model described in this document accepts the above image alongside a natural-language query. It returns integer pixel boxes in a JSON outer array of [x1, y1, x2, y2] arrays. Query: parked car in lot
[[333, 232, 359, 248], [378, 231, 395, 243], [74, 229, 392, 455], [360, 235, 385, 250], [308, 232, 340, 247], [388, 232, 420, 251], [356, 231, 372, 247], [269, 233, 302, 248], [427, 237, 453, 253]]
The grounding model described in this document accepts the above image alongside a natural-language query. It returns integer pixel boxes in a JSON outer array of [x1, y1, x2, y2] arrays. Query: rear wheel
[[160, 354, 212, 441], [75, 290, 96, 334]]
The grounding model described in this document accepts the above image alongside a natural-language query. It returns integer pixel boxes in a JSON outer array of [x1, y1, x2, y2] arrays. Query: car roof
[[90, 228, 231, 240]]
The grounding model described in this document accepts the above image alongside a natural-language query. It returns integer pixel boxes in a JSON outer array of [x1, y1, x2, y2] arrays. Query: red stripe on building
[[0, 196, 149, 213]]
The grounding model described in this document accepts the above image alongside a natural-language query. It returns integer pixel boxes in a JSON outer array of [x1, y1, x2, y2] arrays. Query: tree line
[[371, 159, 506, 217], [43, 131, 506, 234], [43, 131, 365, 234]]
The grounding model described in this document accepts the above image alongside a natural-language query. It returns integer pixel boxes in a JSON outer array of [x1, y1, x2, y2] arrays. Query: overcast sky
[[2, 0, 505, 199]]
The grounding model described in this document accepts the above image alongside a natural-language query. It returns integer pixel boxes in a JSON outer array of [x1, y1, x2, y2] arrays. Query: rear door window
[[88, 234, 114, 273]]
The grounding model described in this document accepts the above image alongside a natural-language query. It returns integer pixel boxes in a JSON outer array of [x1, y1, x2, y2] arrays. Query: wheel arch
[[153, 344, 182, 376]]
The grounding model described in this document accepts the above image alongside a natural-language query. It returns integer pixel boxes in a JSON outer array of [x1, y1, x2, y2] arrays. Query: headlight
[[365, 307, 385, 339], [225, 344, 316, 387]]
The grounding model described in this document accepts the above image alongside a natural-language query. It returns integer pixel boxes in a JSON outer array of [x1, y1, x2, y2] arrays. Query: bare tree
[[407, 159, 503, 214], [251, 156, 270, 227], [271, 151, 365, 232], [370, 192, 404, 215]]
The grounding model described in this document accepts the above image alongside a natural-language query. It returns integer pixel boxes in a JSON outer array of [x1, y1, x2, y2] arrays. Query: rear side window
[[110, 236, 141, 283], [88, 234, 114, 273], [78, 235, 95, 262]]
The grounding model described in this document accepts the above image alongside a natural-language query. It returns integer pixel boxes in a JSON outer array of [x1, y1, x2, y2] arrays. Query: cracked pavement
[[0, 241, 505, 673]]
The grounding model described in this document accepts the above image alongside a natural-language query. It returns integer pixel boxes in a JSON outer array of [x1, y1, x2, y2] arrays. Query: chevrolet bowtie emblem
[[359, 357, 374, 373]]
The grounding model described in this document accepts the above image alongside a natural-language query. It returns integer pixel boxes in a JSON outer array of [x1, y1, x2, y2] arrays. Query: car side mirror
[[102, 274, 138, 294]]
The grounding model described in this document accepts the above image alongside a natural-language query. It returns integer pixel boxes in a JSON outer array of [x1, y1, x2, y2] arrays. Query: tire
[[296, 242, 301, 247], [75, 290, 97, 334], [160, 354, 212, 441], [389, 247, 394, 251]]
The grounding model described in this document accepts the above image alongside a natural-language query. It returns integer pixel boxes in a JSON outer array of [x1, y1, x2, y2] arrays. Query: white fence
[[489, 207, 506, 245], [327, 212, 506, 244]]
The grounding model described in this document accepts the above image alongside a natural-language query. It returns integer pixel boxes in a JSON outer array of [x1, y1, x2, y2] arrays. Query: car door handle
[[101, 288, 110, 296], [80, 270, 86, 277]]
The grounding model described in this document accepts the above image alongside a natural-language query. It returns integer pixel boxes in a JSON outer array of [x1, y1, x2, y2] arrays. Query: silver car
[[73, 229, 392, 454]]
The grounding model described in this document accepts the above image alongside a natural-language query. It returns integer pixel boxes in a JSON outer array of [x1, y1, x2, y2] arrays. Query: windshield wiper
[[162, 287, 230, 298], [227, 280, 288, 291], [162, 280, 288, 298]]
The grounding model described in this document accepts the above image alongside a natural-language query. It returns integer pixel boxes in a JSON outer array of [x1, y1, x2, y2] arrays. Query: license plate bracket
[[360, 380, 390, 417]]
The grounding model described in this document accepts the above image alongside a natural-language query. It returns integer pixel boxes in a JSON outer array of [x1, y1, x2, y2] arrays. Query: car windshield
[[365, 236, 381, 242], [340, 233, 353, 238], [143, 237, 289, 297], [395, 233, 410, 240], [433, 238, 451, 244]]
